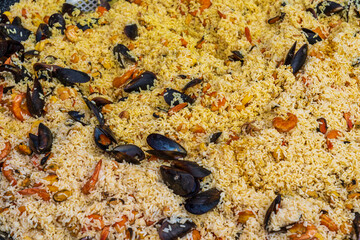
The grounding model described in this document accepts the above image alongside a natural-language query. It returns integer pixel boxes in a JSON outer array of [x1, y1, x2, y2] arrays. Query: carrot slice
[[100, 226, 110, 240], [97, 6, 108, 17], [245, 27, 252, 44], [81, 160, 102, 195], [168, 102, 188, 115]]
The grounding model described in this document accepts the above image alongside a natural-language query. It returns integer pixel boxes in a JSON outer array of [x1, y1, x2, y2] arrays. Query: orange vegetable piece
[[326, 130, 342, 139], [211, 97, 227, 111], [180, 38, 188, 47], [217, 10, 227, 19], [85, 214, 105, 231], [273, 113, 298, 133], [97, 6, 108, 17], [4, 57, 11, 65], [100, 226, 110, 240], [81, 160, 102, 195], [21, 8, 28, 18], [113, 65, 137, 88], [313, 27, 326, 40], [191, 125, 206, 133], [245, 27, 252, 44], [114, 215, 128, 233], [190, 0, 212, 16], [2, 160, 17, 186], [320, 214, 338, 232], [192, 229, 201, 240], [18, 188, 50, 201], [343, 112, 353, 131], [11, 93, 27, 121], [237, 210, 256, 224], [0, 141, 11, 161], [168, 102, 188, 115], [317, 118, 328, 134]]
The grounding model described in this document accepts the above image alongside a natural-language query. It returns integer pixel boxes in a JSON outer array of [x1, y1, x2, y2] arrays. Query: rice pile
[[1, 0, 360, 239]]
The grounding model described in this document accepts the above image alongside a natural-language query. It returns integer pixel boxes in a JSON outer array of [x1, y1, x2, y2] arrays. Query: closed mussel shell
[[38, 123, 53, 153], [316, 1, 344, 16], [147, 133, 187, 159], [172, 160, 211, 178], [54, 67, 90, 86], [185, 188, 221, 215], [36, 23, 52, 42], [124, 23, 138, 40], [291, 44, 308, 74], [158, 220, 196, 240], [264, 194, 281, 231], [26, 77, 45, 118], [123, 71, 156, 93]]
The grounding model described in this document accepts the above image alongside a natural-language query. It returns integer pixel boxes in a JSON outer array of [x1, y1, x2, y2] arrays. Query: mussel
[[158, 219, 196, 240], [26, 78, 45, 117], [184, 188, 221, 215], [123, 71, 156, 93], [291, 44, 308, 74], [0, 40, 24, 59], [29, 123, 53, 154], [209, 132, 222, 143], [12, 17, 22, 27], [113, 44, 137, 68], [163, 88, 194, 107], [160, 165, 200, 197], [146, 133, 187, 160], [36, 23, 52, 42], [182, 78, 202, 92], [94, 125, 117, 151], [48, 13, 66, 33], [68, 111, 87, 126], [284, 41, 296, 66], [0, 24, 31, 42], [228, 50, 244, 64], [76, 18, 100, 31], [62, 3, 81, 17], [0, 231, 11, 240], [0, 64, 24, 82], [302, 28, 322, 45], [111, 144, 145, 164], [267, 12, 286, 24], [124, 24, 138, 40], [172, 160, 211, 179], [264, 194, 281, 231], [316, 1, 344, 16], [354, 212, 360, 240], [84, 98, 105, 125], [0, 14, 10, 24], [40, 152, 52, 165], [90, 96, 113, 108]]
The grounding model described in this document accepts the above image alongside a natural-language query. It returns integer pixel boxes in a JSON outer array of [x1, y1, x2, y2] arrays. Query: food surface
[[1, 0, 360, 239]]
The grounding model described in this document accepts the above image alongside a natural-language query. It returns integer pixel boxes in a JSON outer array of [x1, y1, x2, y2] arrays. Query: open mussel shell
[[36, 23, 52, 42], [113, 44, 137, 68], [68, 111, 87, 126], [182, 78, 202, 92], [123, 71, 156, 93], [209, 132, 222, 143], [84, 98, 105, 125], [111, 144, 145, 164], [90, 96, 113, 108], [147, 133, 187, 159], [172, 160, 211, 178], [158, 219, 196, 240], [12, 17, 22, 27], [54, 67, 90, 86], [48, 13, 66, 33], [29, 123, 53, 154], [62, 3, 81, 17], [164, 88, 194, 107], [26, 77, 45, 117], [185, 188, 221, 215], [0, 14, 10, 24], [94, 125, 117, 151], [124, 24, 138, 40], [264, 194, 281, 231], [0, 231, 11, 240], [354, 212, 360, 239], [302, 28, 322, 45], [291, 44, 308, 74], [0, 64, 23, 82], [316, 1, 344, 16], [0, 24, 31, 42], [284, 41, 296, 66], [160, 165, 200, 197], [76, 18, 99, 31], [228, 50, 245, 63], [0, 39, 24, 59]]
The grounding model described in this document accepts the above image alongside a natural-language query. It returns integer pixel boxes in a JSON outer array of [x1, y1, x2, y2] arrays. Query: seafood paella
[[1, 0, 360, 239]]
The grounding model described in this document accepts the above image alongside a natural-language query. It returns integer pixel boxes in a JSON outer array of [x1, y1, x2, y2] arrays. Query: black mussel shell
[[0, 14, 10, 24], [68, 111, 87, 126], [38, 123, 53, 153], [26, 78, 45, 117], [62, 3, 81, 17], [0, 231, 11, 240], [76, 18, 99, 31], [12, 17, 22, 26], [354, 212, 360, 240], [113, 44, 137, 68], [3, 86, 14, 94], [36, 23, 52, 42], [146, 150, 186, 160], [164, 88, 194, 107], [99, 0, 111, 10], [228, 50, 244, 63], [90, 96, 113, 108], [94, 125, 116, 151], [306, 8, 318, 19], [0, 24, 31, 42], [158, 220, 196, 240], [182, 78, 202, 92], [160, 165, 200, 197], [111, 144, 145, 164], [24, 50, 39, 59], [302, 28, 322, 45], [284, 41, 296, 66], [147, 133, 187, 159], [264, 194, 281, 231], [54, 67, 90, 86], [185, 188, 222, 215], [29, 133, 39, 153], [48, 13, 66, 33], [0, 64, 23, 82], [40, 152, 52, 165], [291, 44, 307, 74], [210, 132, 222, 143], [0, 39, 24, 59], [84, 98, 105, 126], [267, 12, 286, 24], [123, 71, 156, 93], [124, 24, 138, 40], [316, 1, 344, 16], [172, 160, 211, 178]]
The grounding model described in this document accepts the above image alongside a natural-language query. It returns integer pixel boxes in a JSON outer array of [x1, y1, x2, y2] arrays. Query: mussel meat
[[26, 77, 45, 117], [123, 71, 156, 93], [163, 88, 194, 107], [29, 123, 53, 154], [111, 144, 145, 164], [184, 188, 221, 215], [264, 194, 281, 231], [158, 219, 196, 240], [172, 160, 211, 179], [160, 165, 200, 197], [146, 133, 187, 160], [94, 125, 117, 151]]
